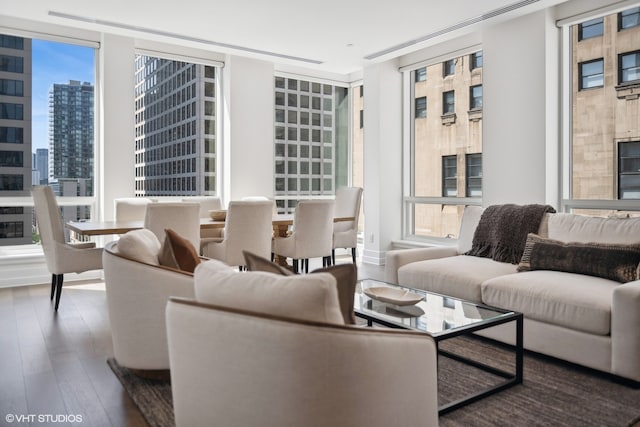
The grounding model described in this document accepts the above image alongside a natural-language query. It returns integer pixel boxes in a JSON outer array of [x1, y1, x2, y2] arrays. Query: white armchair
[[143, 202, 200, 250], [114, 197, 155, 222], [103, 237, 195, 375], [166, 260, 439, 427]]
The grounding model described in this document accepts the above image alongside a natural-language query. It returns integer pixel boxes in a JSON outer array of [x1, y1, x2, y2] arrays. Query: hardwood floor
[[0, 254, 385, 427]]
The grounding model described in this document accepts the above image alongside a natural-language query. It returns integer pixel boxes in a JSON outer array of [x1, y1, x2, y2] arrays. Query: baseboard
[[362, 248, 385, 265]]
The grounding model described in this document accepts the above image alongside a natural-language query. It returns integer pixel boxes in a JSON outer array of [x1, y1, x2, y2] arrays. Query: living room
[[1, 0, 639, 425]]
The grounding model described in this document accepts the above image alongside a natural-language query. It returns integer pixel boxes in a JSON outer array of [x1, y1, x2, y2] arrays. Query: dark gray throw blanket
[[466, 204, 556, 264]]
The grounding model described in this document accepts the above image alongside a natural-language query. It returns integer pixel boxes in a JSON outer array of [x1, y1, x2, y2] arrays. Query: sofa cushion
[[116, 229, 161, 264], [158, 228, 202, 273], [194, 260, 345, 325], [481, 270, 616, 335], [547, 213, 640, 244], [397, 255, 518, 303], [518, 233, 640, 283]]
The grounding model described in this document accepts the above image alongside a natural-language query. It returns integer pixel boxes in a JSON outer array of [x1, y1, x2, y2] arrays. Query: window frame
[[578, 17, 604, 40], [579, 58, 604, 90], [619, 50, 640, 85], [619, 7, 640, 31]]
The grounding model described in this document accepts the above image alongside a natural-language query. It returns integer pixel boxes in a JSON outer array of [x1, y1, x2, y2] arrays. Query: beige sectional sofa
[[385, 206, 640, 383]]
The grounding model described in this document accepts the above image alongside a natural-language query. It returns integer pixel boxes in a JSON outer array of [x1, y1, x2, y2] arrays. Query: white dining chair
[[332, 187, 363, 264], [202, 200, 274, 269], [114, 197, 155, 222], [182, 196, 224, 242], [143, 202, 201, 250], [272, 199, 335, 273], [32, 185, 104, 311]]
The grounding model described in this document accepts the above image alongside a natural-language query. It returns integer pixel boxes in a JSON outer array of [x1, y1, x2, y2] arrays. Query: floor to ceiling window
[[273, 75, 349, 214], [562, 5, 640, 217], [403, 49, 483, 241], [0, 33, 96, 247], [134, 54, 219, 197]]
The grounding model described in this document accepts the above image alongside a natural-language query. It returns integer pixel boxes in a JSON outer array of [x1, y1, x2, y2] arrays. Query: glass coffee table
[[355, 279, 523, 415]]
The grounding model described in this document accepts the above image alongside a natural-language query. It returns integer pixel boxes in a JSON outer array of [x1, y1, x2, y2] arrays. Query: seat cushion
[[481, 270, 616, 335], [116, 229, 161, 264], [397, 255, 517, 303], [194, 260, 344, 325]]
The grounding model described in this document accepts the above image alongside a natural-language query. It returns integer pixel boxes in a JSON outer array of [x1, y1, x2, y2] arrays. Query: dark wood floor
[[0, 256, 385, 427]]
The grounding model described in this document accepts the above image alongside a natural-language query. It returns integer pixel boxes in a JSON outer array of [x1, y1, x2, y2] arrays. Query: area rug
[[108, 336, 640, 427]]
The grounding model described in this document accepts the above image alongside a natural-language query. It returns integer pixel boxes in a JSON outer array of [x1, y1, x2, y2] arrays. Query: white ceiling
[[2, 0, 568, 75]]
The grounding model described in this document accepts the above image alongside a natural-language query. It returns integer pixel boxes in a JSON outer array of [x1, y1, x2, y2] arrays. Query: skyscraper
[[134, 56, 217, 197], [48, 80, 94, 224], [35, 148, 48, 184], [0, 34, 32, 245]]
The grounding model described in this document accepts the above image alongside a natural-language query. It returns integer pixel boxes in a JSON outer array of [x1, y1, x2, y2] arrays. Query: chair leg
[[304, 259, 309, 274], [351, 247, 357, 264], [293, 259, 298, 273], [331, 249, 336, 266], [54, 274, 64, 311], [50, 274, 57, 300]]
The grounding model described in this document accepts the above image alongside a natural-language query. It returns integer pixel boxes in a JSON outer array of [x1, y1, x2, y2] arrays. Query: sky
[[31, 39, 95, 152]]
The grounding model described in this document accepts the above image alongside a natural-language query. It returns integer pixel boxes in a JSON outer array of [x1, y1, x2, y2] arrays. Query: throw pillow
[[158, 228, 202, 273], [243, 250, 294, 276], [195, 259, 344, 325], [517, 233, 640, 283], [116, 229, 161, 264], [243, 251, 357, 324]]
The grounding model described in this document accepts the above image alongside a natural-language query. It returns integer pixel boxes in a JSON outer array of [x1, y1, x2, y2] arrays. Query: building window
[[359, 109, 363, 128], [415, 96, 427, 118], [0, 221, 23, 239], [415, 67, 427, 82], [471, 51, 483, 69], [470, 85, 483, 110], [442, 156, 457, 196], [0, 127, 23, 144], [0, 35, 24, 50], [466, 153, 482, 197], [0, 79, 23, 96], [619, 7, 640, 31], [618, 141, 640, 199], [579, 59, 604, 89], [0, 103, 23, 120], [443, 59, 455, 77], [0, 55, 24, 73], [0, 151, 23, 167], [0, 174, 23, 191], [443, 91, 455, 114], [579, 17, 604, 40], [619, 51, 640, 84]]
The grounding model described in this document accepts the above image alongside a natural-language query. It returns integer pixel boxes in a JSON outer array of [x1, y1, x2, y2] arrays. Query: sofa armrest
[[612, 280, 640, 382], [384, 246, 459, 284]]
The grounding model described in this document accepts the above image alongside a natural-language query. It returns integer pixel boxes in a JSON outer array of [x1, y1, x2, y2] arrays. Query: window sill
[[468, 109, 483, 122], [615, 82, 640, 100], [441, 113, 457, 126]]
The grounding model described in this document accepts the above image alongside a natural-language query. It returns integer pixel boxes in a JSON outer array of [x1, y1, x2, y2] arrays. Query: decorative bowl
[[363, 286, 423, 306], [209, 209, 227, 221]]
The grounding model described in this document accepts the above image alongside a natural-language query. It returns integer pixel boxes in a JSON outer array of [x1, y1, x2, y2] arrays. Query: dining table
[[66, 214, 355, 267]]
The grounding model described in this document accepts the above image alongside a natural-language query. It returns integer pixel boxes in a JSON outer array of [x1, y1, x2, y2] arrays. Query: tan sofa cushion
[[547, 213, 640, 244], [194, 260, 345, 325], [398, 255, 518, 303], [116, 229, 161, 264], [481, 270, 616, 335]]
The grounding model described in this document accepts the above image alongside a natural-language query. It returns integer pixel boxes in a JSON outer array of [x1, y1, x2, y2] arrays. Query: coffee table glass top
[[355, 279, 516, 337]]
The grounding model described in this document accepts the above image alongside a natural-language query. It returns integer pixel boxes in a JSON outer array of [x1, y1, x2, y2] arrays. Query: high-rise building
[[0, 34, 32, 245], [134, 56, 217, 197], [35, 148, 48, 184], [48, 80, 94, 224], [273, 76, 349, 214]]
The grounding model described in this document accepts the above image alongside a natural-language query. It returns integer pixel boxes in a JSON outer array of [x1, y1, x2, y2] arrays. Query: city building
[[0, 35, 32, 245], [48, 80, 94, 222], [134, 56, 217, 197], [35, 147, 48, 184]]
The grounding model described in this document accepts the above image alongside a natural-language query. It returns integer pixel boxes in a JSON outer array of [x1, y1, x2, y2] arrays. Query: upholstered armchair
[[103, 233, 195, 375], [166, 260, 439, 427], [332, 186, 363, 264]]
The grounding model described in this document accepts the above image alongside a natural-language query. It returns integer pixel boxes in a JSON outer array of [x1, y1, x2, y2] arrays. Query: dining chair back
[[143, 202, 201, 250], [332, 186, 363, 264], [272, 199, 335, 273], [202, 200, 274, 268], [114, 197, 154, 222], [182, 196, 224, 241], [32, 185, 103, 310]]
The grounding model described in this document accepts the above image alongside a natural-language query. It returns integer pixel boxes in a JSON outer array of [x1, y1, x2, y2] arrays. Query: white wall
[[100, 34, 136, 221], [222, 56, 275, 204], [362, 60, 403, 265]]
